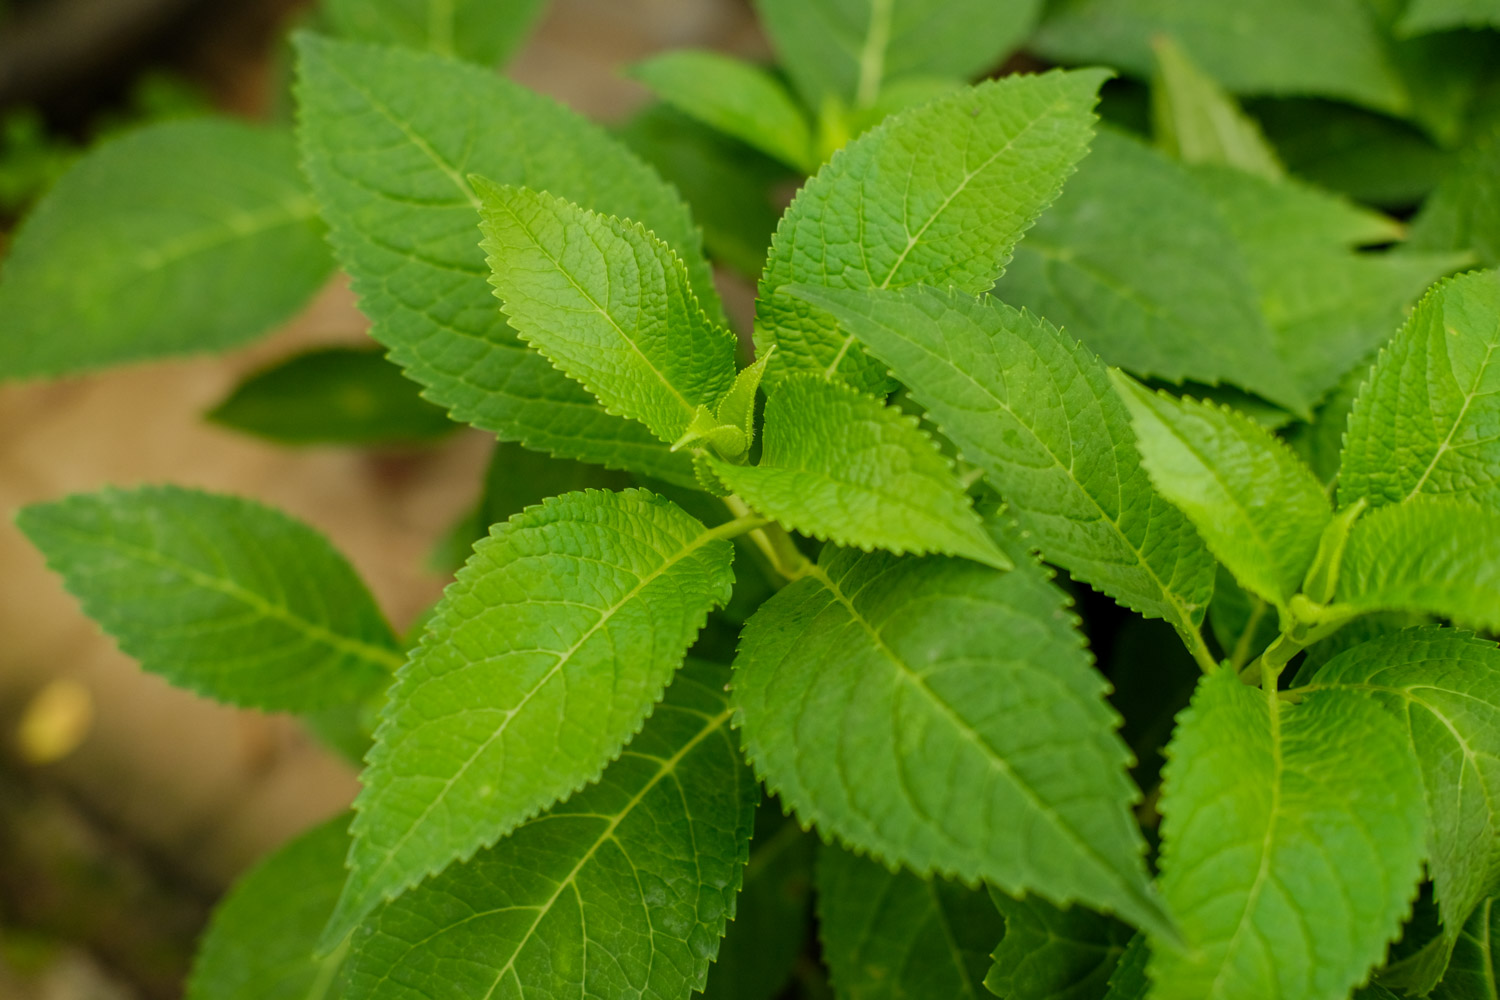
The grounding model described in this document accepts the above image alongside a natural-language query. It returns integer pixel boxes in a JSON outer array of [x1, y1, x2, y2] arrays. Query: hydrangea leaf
[[1112, 375, 1331, 608], [1101, 936, 1150, 1000], [752, 0, 1042, 109], [708, 375, 1009, 570], [630, 51, 815, 173], [17, 485, 399, 712], [478, 181, 738, 445], [323, 488, 737, 945], [732, 542, 1171, 938], [985, 891, 1132, 1000], [184, 816, 351, 1000], [295, 35, 719, 486], [756, 68, 1109, 393], [1149, 669, 1427, 1000], [1149, 36, 1284, 179], [817, 843, 1003, 1000], [995, 129, 1308, 415], [1340, 270, 1500, 513], [323, 0, 547, 65], [1333, 496, 1500, 631], [787, 284, 1216, 650], [1431, 898, 1500, 999], [1306, 628, 1500, 994], [342, 662, 757, 1000], [0, 119, 332, 381], [1399, 0, 1500, 35], [1407, 129, 1500, 268]]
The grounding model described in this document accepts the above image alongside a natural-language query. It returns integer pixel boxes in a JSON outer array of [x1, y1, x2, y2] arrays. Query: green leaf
[[630, 51, 815, 173], [295, 34, 718, 486], [1100, 936, 1149, 1000], [477, 181, 738, 445], [757, 68, 1109, 393], [1306, 628, 1500, 994], [1399, 0, 1500, 34], [1112, 375, 1332, 608], [1208, 567, 1280, 671], [208, 346, 456, 446], [1432, 897, 1500, 999], [733, 542, 1170, 937], [817, 844, 1003, 1000], [752, 0, 1041, 109], [995, 129, 1307, 415], [703, 804, 816, 1000], [1408, 129, 1500, 268], [1150, 668, 1428, 1000], [985, 892, 1132, 1000], [786, 284, 1215, 649], [185, 816, 350, 1000], [708, 375, 1008, 570], [16, 485, 399, 712], [341, 661, 757, 1000], [1340, 270, 1500, 513], [323, 488, 736, 944], [0, 119, 332, 381], [1149, 36, 1284, 179], [1334, 495, 1500, 633], [323, 0, 546, 65]]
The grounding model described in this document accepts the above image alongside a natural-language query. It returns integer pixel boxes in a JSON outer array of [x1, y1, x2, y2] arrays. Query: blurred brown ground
[[0, 1, 764, 995]]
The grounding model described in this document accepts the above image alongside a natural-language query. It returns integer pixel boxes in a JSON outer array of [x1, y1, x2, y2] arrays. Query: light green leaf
[[1333, 495, 1500, 631], [752, 0, 1041, 109], [786, 284, 1215, 649], [477, 181, 738, 445], [341, 661, 758, 1000], [323, 0, 546, 65], [1408, 129, 1500, 268], [0, 119, 332, 381], [1399, 0, 1500, 34], [208, 346, 456, 446], [1340, 270, 1500, 513], [1101, 937, 1149, 1000], [708, 374, 1008, 570], [1432, 897, 1499, 999], [733, 543, 1171, 937], [995, 129, 1307, 415], [985, 891, 1132, 1000], [757, 68, 1109, 393], [630, 51, 815, 173], [1306, 628, 1500, 994], [324, 488, 737, 945], [817, 844, 1003, 1000], [16, 485, 399, 712], [295, 34, 719, 486], [1149, 36, 1284, 179], [185, 816, 350, 1000], [1150, 668, 1428, 1000], [1112, 375, 1331, 608]]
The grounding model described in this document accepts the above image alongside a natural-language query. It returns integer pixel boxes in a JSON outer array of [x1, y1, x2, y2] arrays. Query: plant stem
[[721, 495, 810, 582], [1182, 626, 1221, 674]]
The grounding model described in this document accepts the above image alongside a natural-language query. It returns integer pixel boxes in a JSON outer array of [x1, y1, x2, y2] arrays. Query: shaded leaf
[[985, 891, 1131, 1000], [323, 0, 547, 65]]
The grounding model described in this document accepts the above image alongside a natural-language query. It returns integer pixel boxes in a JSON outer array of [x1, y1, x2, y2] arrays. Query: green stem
[[722, 495, 811, 583], [1182, 625, 1221, 674]]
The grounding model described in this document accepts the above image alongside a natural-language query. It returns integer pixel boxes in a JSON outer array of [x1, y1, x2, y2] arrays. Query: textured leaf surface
[[630, 51, 814, 172], [295, 35, 717, 485], [1432, 897, 1499, 999], [343, 662, 757, 1000], [323, 0, 546, 65], [1114, 377, 1331, 608], [478, 182, 738, 445], [1150, 669, 1427, 1000], [985, 892, 1132, 1000], [0, 119, 331, 380], [17, 486, 398, 712], [789, 284, 1215, 642], [733, 543, 1168, 936], [1149, 36, 1283, 179], [326, 489, 736, 943], [1408, 130, 1500, 268], [1340, 270, 1500, 513], [1307, 628, 1500, 991], [185, 817, 349, 1000], [994, 130, 1306, 414], [208, 346, 455, 446], [753, 0, 1041, 108], [708, 375, 1007, 569], [1335, 496, 1500, 633], [817, 844, 1002, 1000], [1101, 937, 1149, 1000], [757, 69, 1108, 393]]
